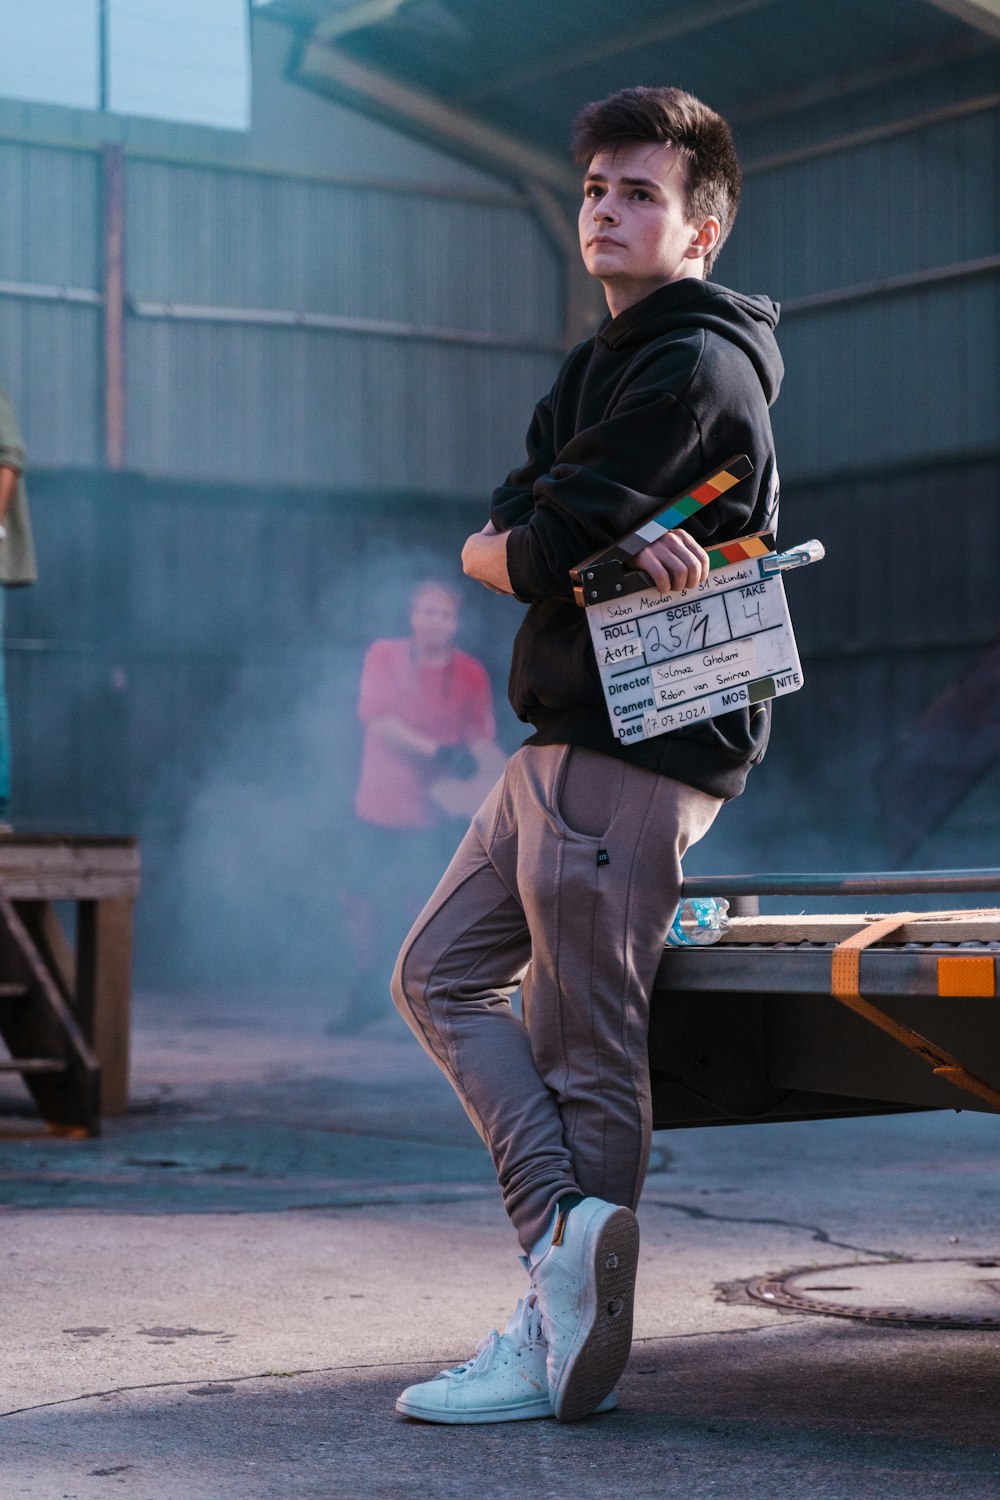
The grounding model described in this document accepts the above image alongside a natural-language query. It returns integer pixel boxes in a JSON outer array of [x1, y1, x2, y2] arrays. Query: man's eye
[[632, 190, 651, 201], [585, 185, 603, 198]]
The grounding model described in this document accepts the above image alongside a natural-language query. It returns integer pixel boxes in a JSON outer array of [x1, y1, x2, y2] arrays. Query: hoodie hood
[[599, 278, 784, 407]]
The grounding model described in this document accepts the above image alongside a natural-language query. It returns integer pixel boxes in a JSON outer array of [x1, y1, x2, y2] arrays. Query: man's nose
[[594, 196, 619, 222]]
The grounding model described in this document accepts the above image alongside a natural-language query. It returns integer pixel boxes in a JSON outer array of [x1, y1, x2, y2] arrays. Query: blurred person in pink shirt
[[355, 579, 496, 830], [337, 579, 501, 1029]]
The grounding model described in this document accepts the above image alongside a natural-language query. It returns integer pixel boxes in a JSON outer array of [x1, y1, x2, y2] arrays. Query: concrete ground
[[1, 985, 999, 1499]]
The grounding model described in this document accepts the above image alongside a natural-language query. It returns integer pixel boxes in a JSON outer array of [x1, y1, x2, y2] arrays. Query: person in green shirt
[[0, 385, 39, 829]]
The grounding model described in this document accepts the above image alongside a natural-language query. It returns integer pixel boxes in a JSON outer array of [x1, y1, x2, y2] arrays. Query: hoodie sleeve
[[504, 379, 703, 602]]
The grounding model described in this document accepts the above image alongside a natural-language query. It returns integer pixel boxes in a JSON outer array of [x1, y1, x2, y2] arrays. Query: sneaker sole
[[552, 1206, 639, 1423], [394, 1393, 551, 1424], [395, 1389, 617, 1425]]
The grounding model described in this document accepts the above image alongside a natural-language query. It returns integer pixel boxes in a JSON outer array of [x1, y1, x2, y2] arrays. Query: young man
[[392, 87, 782, 1424]]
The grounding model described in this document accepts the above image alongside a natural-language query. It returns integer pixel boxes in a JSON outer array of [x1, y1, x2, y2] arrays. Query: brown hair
[[571, 87, 741, 275]]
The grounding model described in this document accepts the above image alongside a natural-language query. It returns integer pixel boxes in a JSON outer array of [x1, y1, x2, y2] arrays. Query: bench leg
[[19, 901, 75, 999], [76, 898, 134, 1116]]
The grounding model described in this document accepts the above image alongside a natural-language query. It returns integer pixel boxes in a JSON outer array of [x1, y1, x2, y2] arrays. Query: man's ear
[[686, 217, 721, 262]]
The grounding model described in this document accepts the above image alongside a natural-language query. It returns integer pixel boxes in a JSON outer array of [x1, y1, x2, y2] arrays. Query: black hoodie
[[489, 277, 784, 802]]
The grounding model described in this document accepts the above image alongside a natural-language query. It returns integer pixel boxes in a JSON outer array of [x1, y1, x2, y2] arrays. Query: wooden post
[[18, 900, 75, 998], [76, 898, 134, 1115], [0, 839, 138, 1130], [0, 895, 100, 1135], [103, 143, 126, 471]]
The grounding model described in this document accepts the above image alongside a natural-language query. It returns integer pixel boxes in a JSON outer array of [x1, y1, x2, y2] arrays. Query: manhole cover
[[747, 1257, 1000, 1328]]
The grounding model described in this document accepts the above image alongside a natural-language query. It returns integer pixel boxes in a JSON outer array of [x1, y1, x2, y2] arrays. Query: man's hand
[[461, 524, 514, 596], [634, 530, 710, 593]]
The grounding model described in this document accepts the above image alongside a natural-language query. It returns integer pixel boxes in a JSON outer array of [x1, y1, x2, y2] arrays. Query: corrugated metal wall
[[0, 137, 563, 491], [685, 451, 1000, 881], [6, 470, 525, 981], [6, 48, 993, 489], [7, 471, 519, 835], [0, 138, 103, 466], [677, 50, 1000, 881], [123, 158, 562, 487], [723, 50, 1000, 481]]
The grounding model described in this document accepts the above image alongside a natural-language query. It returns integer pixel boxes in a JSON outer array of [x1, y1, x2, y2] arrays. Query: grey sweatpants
[[391, 744, 721, 1254]]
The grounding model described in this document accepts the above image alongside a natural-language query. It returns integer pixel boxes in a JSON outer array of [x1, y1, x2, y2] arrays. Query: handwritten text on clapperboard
[[586, 555, 804, 745]]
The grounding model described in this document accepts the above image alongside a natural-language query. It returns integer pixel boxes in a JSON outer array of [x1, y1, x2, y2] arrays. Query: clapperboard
[[570, 455, 824, 747]]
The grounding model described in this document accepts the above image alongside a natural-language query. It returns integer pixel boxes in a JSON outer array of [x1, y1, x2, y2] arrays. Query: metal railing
[[683, 869, 1000, 899]]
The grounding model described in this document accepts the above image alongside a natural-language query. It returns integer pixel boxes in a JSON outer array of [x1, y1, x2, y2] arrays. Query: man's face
[[410, 584, 459, 652], [578, 141, 711, 299]]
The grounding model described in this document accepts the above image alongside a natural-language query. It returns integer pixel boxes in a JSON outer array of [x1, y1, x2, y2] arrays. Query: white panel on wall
[[109, 0, 250, 130], [0, 0, 99, 110]]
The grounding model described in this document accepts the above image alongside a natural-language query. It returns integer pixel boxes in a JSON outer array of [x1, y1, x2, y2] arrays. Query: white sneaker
[[395, 1294, 617, 1425], [529, 1196, 639, 1423]]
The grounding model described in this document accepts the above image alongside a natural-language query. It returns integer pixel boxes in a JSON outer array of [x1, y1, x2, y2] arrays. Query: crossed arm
[[461, 520, 711, 597]]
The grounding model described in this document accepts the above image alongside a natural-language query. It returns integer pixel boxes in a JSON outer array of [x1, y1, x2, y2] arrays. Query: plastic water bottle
[[666, 897, 731, 947]]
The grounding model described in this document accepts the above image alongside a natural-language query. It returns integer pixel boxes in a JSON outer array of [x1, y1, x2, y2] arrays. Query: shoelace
[[443, 1295, 544, 1382]]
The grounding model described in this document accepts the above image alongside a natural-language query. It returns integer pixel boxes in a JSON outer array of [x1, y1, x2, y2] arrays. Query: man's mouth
[[590, 236, 624, 248]]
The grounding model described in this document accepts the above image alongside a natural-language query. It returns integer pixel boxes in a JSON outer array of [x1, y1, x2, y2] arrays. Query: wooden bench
[[0, 836, 140, 1136]]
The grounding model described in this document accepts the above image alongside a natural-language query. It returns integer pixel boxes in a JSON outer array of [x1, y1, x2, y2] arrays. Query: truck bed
[[650, 904, 1000, 1129]]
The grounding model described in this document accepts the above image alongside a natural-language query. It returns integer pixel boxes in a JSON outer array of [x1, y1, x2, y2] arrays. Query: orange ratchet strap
[[830, 910, 1000, 1112]]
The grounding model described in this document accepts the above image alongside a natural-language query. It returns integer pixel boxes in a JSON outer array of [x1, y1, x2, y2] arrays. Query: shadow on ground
[[6, 1321, 1000, 1500]]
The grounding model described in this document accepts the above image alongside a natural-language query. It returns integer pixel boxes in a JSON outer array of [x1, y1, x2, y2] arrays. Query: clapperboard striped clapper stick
[[569, 454, 825, 746]]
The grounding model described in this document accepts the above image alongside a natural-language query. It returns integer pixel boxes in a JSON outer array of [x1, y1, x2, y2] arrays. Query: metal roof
[[268, 0, 998, 178]]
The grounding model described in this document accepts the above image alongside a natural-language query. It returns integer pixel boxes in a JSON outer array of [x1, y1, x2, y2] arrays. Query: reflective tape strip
[[830, 943, 862, 1000], [830, 912, 1000, 1111], [938, 955, 996, 998]]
